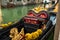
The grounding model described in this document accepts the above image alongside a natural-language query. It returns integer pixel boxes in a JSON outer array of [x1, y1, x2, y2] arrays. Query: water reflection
[[2, 5, 38, 23]]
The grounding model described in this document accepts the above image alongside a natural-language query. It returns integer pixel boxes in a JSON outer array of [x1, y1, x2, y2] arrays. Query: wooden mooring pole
[[0, 0, 3, 24], [54, 0, 60, 40]]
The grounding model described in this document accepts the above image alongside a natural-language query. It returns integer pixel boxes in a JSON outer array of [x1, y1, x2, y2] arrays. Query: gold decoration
[[25, 29, 42, 40], [10, 28, 25, 40], [10, 28, 43, 40], [0, 22, 13, 28], [41, 24, 46, 30], [9, 28, 18, 38]]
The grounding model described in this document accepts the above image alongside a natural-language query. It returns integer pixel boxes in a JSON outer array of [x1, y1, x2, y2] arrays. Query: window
[[17, 0, 21, 1], [9, 0, 12, 2], [28, 0, 29, 1]]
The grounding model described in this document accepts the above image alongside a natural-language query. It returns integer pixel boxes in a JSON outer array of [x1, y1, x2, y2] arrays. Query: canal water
[[2, 5, 38, 23]]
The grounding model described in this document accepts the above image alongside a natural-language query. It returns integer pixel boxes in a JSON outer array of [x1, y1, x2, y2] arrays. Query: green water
[[2, 5, 38, 23], [1, 5, 53, 40]]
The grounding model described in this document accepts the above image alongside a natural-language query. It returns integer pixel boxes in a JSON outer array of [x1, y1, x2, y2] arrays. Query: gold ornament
[[25, 29, 42, 40], [25, 33, 32, 40], [9, 28, 25, 40], [10, 28, 43, 40], [9, 28, 18, 38]]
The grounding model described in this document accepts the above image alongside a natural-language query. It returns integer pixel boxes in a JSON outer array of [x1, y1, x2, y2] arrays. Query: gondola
[[0, 0, 58, 40]]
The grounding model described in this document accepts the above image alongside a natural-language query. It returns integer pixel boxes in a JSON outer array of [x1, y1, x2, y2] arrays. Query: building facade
[[1, 0, 43, 6], [2, 0, 57, 7]]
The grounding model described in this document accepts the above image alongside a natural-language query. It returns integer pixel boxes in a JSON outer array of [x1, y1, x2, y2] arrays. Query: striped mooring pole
[[0, 1, 3, 24]]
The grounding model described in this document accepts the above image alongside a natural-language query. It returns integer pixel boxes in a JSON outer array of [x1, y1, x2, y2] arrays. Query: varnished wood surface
[[0, 0, 3, 24], [54, 0, 60, 40]]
